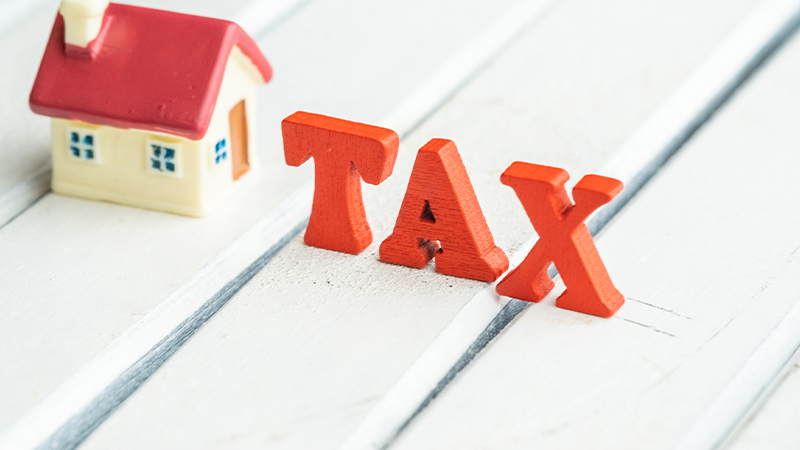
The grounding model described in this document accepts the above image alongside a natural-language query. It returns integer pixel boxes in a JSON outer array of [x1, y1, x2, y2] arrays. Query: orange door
[[229, 100, 249, 180]]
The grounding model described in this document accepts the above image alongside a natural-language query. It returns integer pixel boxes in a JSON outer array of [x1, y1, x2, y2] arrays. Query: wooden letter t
[[282, 111, 399, 255]]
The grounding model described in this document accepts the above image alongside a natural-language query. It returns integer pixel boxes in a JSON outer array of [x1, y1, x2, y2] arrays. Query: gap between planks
[[722, 347, 800, 449], [338, 0, 800, 448], [0, 1, 557, 449], [676, 299, 800, 450]]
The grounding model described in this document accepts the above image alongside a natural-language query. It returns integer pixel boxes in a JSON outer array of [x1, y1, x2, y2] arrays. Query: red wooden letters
[[379, 139, 509, 282], [495, 162, 624, 317], [282, 111, 399, 255], [283, 111, 624, 318]]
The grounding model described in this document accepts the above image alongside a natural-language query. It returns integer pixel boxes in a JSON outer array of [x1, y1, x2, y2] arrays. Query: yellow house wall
[[51, 121, 205, 215], [50, 45, 263, 217]]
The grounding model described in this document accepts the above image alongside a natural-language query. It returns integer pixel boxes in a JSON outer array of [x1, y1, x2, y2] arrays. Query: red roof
[[30, 4, 272, 140]]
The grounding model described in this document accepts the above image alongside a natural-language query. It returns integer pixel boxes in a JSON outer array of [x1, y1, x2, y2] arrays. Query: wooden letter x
[[282, 111, 399, 254], [495, 162, 625, 317]]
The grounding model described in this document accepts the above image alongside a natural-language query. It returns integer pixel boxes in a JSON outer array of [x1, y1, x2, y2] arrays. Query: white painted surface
[[0, 183, 313, 450], [389, 16, 800, 450], [233, 0, 312, 39], [676, 300, 800, 450], [342, 0, 800, 446], [726, 352, 800, 450], [0, 164, 50, 228], [0, 0, 524, 444], [376, 0, 557, 136], [0, 5, 60, 206], [0, 0, 55, 36], [0, 0, 546, 446], [74, 0, 771, 449]]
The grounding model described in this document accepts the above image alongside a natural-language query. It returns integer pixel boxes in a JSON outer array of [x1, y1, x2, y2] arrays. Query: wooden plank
[[343, 1, 800, 446], [71, 1, 778, 449], [726, 352, 800, 450], [0, 3, 60, 212], [679, 302, 800, 450], [387, 13, 800, 450], [0, 0, 529, 448]]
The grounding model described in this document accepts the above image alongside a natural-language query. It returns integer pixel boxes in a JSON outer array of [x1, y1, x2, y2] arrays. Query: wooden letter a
[[282, 111, 399, 255], [379, 139, 508, 282]]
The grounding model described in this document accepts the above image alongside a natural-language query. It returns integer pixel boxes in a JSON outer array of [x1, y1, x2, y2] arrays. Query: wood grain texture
[[379, 139, 508, 282], [283, 111, 399, 255], [495, 163, 624, 317], [342, 0, 797, 446], [0, 183, 314, 450], [71, 0, 767, 449], [389, 16, 800, 450], [726, 354, 800, 450], [675, 298, 800, 450], [0, 0, 526, 444], [0, 0, 295, 432]]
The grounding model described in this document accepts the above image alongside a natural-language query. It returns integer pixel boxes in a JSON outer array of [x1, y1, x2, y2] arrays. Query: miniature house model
[[29, 0, 272, 217]]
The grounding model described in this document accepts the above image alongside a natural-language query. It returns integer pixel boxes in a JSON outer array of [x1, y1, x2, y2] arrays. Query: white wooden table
[[1, 0, 799, 449]]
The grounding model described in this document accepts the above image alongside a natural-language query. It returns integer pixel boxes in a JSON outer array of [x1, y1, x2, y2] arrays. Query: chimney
[[59, 0, 109, 48]]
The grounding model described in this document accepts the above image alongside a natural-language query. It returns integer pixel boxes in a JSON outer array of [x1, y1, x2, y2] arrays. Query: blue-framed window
[[66, 127, 100, 163], [146, 139, 182, 178], [213, 137, 228, 165]]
